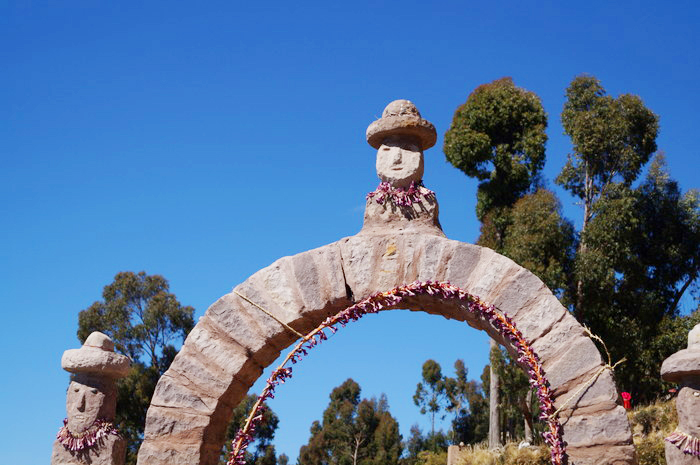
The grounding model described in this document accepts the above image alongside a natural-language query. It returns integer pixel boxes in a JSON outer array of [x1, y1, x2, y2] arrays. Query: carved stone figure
[[51, 332, 130, 465], [362, 100, 442, 235], [366, 99, 436, 187], [662, 324, 700, 463]]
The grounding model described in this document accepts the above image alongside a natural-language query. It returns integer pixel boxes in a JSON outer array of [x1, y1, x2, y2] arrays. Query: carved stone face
[[66, 380, 106, 433], [677, 385, 700, 436], [376, 136, 424, 188]]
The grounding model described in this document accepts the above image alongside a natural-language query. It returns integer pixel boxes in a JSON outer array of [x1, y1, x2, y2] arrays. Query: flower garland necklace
[[666, 428, 700, 456], [57, 418, 120, 452], [366, 181, 435, 207]]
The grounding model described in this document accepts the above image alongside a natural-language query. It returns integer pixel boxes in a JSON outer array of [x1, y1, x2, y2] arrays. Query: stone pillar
[[661, 324, 700, 464], [51, 332, 130, 465]]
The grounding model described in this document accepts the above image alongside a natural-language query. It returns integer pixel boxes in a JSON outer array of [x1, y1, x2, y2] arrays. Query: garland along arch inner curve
[[136, 100, 636, 465]]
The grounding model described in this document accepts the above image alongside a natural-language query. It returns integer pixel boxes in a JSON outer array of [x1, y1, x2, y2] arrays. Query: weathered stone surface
[[52, 435, 126, 465], [415, 236, 454, 282], [489, 267, 546, 319], [375, 136, 424, 187], [508, 292, 567, 344], [84, 332, 115, 351], [205, 295, 284, 368], [143, 405, 211, 441], [443, 242, 482, 288], [150, 372, 218, 414], [661, 349, 700, 383], [366, 99, 436, 151], [665, 441, 700, 464], [554, 368, 619, 416], [53, 333, 129, 465], [137, 437, 206, 465], [289, 244, 349, 316], [566, 443, 637, 465], [462, 249, 521, 303], [174, 317, 265, 388], [531, 312, 585, 362], [541, 334, 603, 392], [561, 405, 632, 448], [361, 194, 443, 236]]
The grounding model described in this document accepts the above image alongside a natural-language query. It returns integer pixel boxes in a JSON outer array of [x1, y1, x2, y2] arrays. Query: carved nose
[[77, 392, 86, 412], [392, 150, 403, 165]]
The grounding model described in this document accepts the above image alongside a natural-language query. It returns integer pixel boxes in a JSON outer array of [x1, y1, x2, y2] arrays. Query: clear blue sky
[[1, 1, 698, 464]]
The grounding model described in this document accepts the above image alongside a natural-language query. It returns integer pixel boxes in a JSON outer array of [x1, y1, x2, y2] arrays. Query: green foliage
[[220, 394, 280, 465], [401, 425, 449, 465], [447, 360, 489, 445], [628, 398, 678, 465], [444, 77, 548, 220], [298, 379, 402, 465], [558, 75, 659, 209], [77, 271, 195, 464], [413, 360, 451, 438], [478, 190, 576, 298], [575, 156, 700, 399], [415, 450, 447, 465]]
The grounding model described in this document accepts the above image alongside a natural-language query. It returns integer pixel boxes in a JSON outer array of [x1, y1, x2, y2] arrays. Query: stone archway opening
[[227, 281, 567, 465]]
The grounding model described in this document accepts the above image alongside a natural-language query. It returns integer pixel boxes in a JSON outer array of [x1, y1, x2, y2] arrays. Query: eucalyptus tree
[[77, 271, 196, 464], [298, 379, 401, 465], [557, 75, 659, 319]]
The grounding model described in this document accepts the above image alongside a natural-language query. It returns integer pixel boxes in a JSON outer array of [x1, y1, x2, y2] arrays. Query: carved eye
[[91, 388, 98, 394], [74, 388, 80, 392], [693, 392, 699, 397]]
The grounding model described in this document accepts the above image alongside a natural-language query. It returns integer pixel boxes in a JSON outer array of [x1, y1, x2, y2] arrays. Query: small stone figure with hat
[[51, 332, 130, 465], [362, 100, 443, 235], [662, 324, 700, 464]]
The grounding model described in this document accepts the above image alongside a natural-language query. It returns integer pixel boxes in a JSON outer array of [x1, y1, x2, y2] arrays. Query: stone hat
[[61, 332, 131, 379], [661, 324, 700, 383], [366, 99, 437, 150]]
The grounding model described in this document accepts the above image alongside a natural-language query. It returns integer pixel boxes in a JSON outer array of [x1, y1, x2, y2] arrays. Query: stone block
[[179, 318, 264, 388], [137, 436, 206, 465], [167, 348, 231, 400], [542, 335, 603, 392], [507, 292, 567, 345], [553, 368, 619, 416], [443, 242, 482, 288], [531, 312, 585, 362], [566, 443, 636, 465], [290, 243, 348, 314], [415, 236, 455, 282], [463, 249, 521, 303], [150, 372, 217, 414], [143, 405, 210, 442], [489, 267, 546, 320], [561, 405, 632, 448]]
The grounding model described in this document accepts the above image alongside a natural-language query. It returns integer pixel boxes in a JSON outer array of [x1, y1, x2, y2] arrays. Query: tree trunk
[[488, 339, 502, 450], [523, 390, 533, 443], [575, 167, 593, 322]]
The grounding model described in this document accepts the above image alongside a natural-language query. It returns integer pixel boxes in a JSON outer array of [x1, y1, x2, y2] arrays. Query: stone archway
[[136, 232, 635, 465], [136, 100, 636, 465]]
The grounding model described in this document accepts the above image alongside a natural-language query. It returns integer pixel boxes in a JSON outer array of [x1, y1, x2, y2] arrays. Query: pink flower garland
[[228, 281, 567, 465], [56, 418, 121, 452], [366, 181, 435, 207], [666, 429, 700, 456]]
